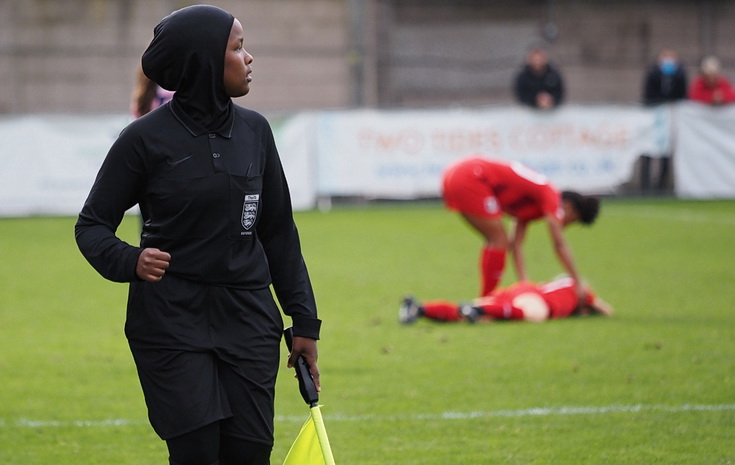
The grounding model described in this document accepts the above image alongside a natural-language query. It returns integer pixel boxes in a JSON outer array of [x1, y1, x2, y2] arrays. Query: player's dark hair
[[562, 191, 600, 225]]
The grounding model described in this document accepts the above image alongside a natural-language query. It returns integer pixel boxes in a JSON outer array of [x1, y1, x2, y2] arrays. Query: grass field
[[1, 198, 734, 464]]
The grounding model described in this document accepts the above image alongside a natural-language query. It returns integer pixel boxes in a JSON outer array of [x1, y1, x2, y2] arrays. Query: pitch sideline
[[3, 403, 734, 428]]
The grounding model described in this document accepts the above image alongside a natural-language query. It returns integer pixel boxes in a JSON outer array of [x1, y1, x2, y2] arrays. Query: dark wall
[[1, 0, 733, 113], [370, 0, 735, 107]]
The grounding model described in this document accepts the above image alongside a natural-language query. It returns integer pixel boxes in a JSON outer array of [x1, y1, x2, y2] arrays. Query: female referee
[[75, 6, 320, 464]]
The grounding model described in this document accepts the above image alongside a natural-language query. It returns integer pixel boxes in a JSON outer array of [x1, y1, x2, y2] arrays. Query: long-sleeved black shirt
[[75, 103, 320, 339]]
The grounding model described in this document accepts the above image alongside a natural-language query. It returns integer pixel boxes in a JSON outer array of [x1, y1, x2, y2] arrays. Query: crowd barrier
[[0, 102, 732, 216]]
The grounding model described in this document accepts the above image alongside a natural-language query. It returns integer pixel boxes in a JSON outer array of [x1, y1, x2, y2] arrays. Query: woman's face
[[223, 19, 253, 97]]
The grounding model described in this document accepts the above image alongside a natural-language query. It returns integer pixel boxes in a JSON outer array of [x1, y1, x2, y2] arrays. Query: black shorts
[[125, 275, 283, 444]]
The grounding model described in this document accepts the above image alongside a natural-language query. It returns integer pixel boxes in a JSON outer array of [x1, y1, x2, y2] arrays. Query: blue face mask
[[660, 59, 678, 76]]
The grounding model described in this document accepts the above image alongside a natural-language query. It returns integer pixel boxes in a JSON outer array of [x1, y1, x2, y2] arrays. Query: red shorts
[[441, 158, 501, 219]]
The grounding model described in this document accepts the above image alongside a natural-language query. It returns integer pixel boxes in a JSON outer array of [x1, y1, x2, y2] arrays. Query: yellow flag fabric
[[283, 415, 324, 465], [283, 407, 335, 465]]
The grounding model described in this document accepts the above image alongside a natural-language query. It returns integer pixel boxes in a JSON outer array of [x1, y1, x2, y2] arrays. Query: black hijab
[[142, 5, 235, 131]]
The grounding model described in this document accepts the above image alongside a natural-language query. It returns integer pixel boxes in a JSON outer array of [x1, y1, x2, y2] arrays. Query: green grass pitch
[[0, 198, 733, 464]]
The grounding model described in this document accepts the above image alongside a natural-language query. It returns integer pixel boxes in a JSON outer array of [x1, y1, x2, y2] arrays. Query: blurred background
[[2, 0, 735, 215], [2, 0, 733, 114]]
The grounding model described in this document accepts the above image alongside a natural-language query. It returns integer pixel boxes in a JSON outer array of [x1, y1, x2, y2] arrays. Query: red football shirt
[[442, 157, 562, 222], [488, 277, 595, 319], [538, 277, 595, 318]]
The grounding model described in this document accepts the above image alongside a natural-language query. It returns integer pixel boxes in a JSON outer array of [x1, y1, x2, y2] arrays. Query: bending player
[[441, 156, 600, 298], [399, 276, 613, 324]]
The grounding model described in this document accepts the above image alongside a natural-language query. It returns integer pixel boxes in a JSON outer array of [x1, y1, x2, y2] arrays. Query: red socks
[[477, 301, 524, 320], [420, 301, 463, 321], [421, 300, 524, 321], [480, 246, 506, 296], [419, 245, 506, 321]]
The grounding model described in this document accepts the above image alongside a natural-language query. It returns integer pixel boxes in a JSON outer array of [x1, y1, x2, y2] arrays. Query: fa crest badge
[[241, 194, 259, 230]]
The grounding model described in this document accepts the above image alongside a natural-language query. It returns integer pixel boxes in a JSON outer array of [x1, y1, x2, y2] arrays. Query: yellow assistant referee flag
[[283, 405, 335, 465]]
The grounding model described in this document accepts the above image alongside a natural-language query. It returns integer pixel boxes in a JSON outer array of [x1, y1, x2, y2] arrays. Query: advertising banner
[[314, 105, 664, 197], [0, 115, 128, 216], [674, 102, 735, 198], [6, 102, 733, 218]]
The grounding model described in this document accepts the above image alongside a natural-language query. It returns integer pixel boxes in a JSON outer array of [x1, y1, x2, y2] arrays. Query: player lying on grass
[[399, 276, 613, 324]]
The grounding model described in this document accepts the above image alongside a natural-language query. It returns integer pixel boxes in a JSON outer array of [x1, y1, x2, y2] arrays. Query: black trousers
[[166, 421, 271, 465], [640, 154, 670, 193]]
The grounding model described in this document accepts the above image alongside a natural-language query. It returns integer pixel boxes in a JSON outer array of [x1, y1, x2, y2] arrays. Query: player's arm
[[510, 219, 529, 281], [545, 214, 585, 298], [589, 296, 614, 316]]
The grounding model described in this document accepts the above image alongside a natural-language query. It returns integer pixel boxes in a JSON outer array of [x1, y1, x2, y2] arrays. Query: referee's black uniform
[[75, 5, 320, 461]]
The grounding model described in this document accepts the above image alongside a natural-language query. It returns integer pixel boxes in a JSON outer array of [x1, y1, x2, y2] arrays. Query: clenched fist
[[136, 248, 171, 282]]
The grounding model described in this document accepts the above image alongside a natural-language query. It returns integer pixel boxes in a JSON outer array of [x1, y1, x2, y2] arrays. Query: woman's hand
[[136, 248, 171, 282], [288, 336, 320, 392]]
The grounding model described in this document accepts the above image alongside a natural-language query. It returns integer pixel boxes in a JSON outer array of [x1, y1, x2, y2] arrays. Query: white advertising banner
[[269, 113, 319, 211], [11, 103, 733, 218], [674, 102, 735, 198], [315, 105, 664, 197], [0, 114, 318, 216], [0, 114, 128, 217]]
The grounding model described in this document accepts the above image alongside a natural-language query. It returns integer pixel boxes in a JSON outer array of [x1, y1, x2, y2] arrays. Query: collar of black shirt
[[169, 99, 236, 139]]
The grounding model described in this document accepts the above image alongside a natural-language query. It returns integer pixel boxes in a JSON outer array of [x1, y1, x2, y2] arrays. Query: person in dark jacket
[[642, 48, 688, 105], [75, 5, 320, 465], [513, 48, 565, 110], [640, 48, 688, 194]]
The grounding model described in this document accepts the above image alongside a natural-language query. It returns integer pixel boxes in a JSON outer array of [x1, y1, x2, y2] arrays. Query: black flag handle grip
[[284, 327, 319, 406]]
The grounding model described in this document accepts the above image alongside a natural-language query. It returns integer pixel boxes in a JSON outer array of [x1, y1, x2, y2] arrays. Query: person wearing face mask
[[643, 48, 688, 105], [639, 49, 688, 195], [75, 5, 321, 465]]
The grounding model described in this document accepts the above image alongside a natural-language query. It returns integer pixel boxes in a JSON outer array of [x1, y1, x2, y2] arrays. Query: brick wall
[[0, 0, 349, 114], [1, 0, 734, 114], [375, 0, 735, 107]]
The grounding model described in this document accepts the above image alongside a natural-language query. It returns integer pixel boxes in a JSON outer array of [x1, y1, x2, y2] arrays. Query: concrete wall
[[0, 0, 350, 114], [552, 0, 735, 104], [373, 0, 735, 107], [2, 0, 735, 114]]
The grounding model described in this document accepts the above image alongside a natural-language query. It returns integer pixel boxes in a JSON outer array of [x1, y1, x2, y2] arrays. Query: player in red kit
[[441, 156, 600, 298], [398, 276, 613, 324]]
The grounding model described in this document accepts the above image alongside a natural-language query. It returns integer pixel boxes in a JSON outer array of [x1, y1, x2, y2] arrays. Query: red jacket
[[688, 75, 735, 104]]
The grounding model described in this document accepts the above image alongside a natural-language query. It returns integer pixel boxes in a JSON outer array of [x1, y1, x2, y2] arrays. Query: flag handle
[[283, 327, 336, 464], [284, 327, 320, 405], [310, 405, 336, 465]]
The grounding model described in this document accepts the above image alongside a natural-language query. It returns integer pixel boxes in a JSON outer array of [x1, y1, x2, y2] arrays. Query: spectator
[[130, 65, 175, 119], [689, 55, 735, 105], [513, 48, 565, 110], [130, 66, 176, 229], [639, 48, 688, 194], [643, 48, 688, 104]]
